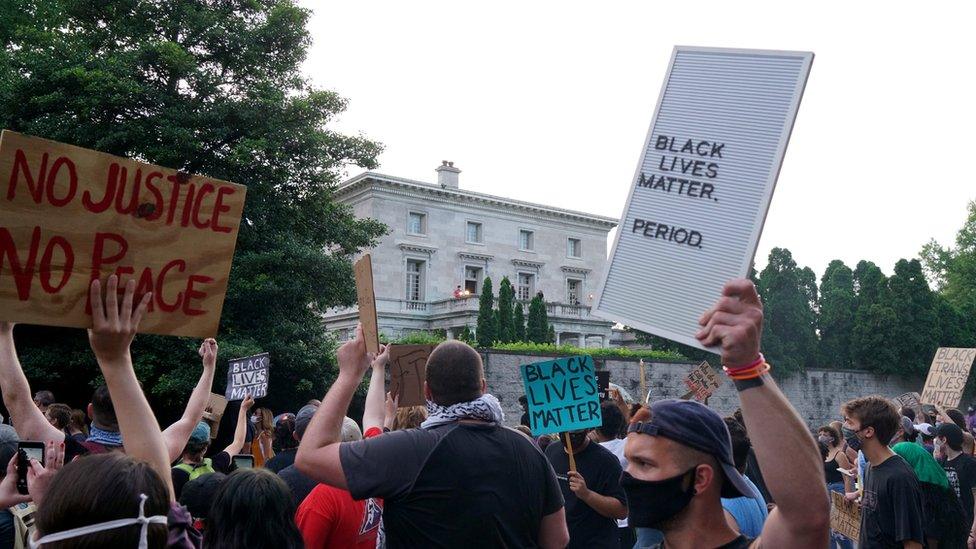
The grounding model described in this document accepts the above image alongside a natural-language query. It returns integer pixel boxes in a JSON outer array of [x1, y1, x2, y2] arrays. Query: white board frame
[[592, 45, 814, 352]]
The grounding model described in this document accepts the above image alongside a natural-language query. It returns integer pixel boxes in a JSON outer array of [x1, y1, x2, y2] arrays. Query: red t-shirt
[[295, 426, 385, 548]]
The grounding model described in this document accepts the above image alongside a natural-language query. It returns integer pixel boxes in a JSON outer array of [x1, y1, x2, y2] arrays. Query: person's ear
[[424, 381, 433, 401], [293, 431, 300, 443], [864, 425, 876, 440], [691, 464, 715, 496], [480, 378, 487, 395], [87, 403, 94, 421]]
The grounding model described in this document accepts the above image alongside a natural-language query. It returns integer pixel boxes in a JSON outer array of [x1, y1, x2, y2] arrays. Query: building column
[[555, 331, 561, 345], [446, 328, 454, 340], [578, 332, 585, 348]]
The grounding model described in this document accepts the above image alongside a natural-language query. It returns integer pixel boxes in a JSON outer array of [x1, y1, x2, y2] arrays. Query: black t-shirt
[[860, 454, 925, 548], [340, 422, 564, 548], [278, 464, 318, 507], [265, 448, 296, 473], [942, 452, 976, 529], [544, 440, 626, 549], [171, 451, 233, 500], [647, 534, 753, 549]]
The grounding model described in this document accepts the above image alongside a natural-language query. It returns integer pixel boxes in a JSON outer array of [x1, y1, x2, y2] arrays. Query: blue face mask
[[842, 426, 863, 451]]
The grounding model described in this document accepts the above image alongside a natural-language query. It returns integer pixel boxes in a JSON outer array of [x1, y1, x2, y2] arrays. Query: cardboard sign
[[683, 361, 723, 401], [920, 347, 976, 407], [225, 353, 269, 401], [893, 392, 921, 409], [389, 344, 435, 408], [202, 393, 228, 439], [830, 491, 860, 542], [521, 355, 602, 436], [354, 254, 380, 354], [639, 359, 649, 404], [0, 130, 246, 337], [593, 47, 814, 351], [596, 371, 611, 401]]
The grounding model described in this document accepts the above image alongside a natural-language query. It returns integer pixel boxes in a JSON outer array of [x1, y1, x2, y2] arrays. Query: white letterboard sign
[[594, 46, 813, 352]]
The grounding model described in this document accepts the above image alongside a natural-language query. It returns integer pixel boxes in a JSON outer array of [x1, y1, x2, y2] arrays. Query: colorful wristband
[[723, 353, 764, 375]]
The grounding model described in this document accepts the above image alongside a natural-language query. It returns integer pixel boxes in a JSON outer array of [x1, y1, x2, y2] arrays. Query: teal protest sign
[[521, 355, 602, 436]]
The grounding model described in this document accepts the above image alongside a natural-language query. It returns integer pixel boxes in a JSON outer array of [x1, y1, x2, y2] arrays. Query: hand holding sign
[[336, 324, 373, 382], [696, 279, 763, 368], [87, 276, 151, 364], [521, 355, 602, 436], [199, 338, 218, 370], [225, 353, 269, 401]]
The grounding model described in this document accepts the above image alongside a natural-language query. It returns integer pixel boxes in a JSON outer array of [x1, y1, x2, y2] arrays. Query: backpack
[[173, 458, 216, 481], [9, 502, 36, 549]]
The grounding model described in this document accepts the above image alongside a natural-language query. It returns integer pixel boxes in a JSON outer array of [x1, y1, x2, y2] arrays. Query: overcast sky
[[299, 1, 975, 279]]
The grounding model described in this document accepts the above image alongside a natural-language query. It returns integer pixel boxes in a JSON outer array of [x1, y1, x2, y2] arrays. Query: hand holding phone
[[16, 442, 45, 495], [232, 454, 254, 469]]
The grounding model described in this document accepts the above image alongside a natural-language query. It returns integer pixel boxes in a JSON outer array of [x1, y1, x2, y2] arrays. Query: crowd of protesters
[[0, 274, 965, 548]]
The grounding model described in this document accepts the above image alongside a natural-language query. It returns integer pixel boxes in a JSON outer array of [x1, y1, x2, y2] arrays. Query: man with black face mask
[[623, 279, 829, 549], [545, 428, 628, 548]]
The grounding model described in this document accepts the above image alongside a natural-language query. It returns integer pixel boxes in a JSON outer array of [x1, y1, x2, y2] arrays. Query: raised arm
[[0, 323, 64, 445], [296, 324, 372, 489], [162, 338, 217, 461], [222, 394, 254, 456], [362, 345, 389, 432], [88, 275, 174, 502], [697, 279, 829, 549]]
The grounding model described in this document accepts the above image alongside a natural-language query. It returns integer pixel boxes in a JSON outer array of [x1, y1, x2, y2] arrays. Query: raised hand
[[695, 279, 763, 367], [87, 275, 151, 363], [336, 324, 373, 381], [28, 439, 64, 507], [241, 394, 255, 412], [199, 338, 218, 370], [0, 455, 31, 508]]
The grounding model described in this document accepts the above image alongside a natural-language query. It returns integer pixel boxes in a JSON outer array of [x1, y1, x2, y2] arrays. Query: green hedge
[[379, 332, 688, 360]]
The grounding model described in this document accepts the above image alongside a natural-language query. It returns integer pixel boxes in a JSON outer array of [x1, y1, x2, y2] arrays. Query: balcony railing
[[326, 296, 594, 319]]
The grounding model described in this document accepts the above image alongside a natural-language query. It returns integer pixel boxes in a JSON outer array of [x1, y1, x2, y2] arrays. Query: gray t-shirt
[[340, 422, 564, 548]]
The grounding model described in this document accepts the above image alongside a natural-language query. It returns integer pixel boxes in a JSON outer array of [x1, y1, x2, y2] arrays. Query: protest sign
[[202, 393, 228, 439], [893, 392, 920, 409], [0, 130, 246, 338], [593, 47, 814, 351], [639, 359, 648, 404], [830, 491, 860, 542], [596, 371, 611, 401], [920, 347, 976, 407], [225, 353, 269, 401], [683, 361, 723, 402], [389, 344, 436, 408], [521, 355, 602, 436], [353, 254, 380, 354]]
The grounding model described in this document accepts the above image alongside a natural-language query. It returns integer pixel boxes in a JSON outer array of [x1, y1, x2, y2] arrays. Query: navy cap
[[627, 399, 759, 500]]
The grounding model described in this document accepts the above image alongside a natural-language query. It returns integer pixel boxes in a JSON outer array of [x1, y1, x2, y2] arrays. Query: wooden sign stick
[[353, 254, 380, 355], [639, 359, 648, 405], [564, 433, 577, 473]]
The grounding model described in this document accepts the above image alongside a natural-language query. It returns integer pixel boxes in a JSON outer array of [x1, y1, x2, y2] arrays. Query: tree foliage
[[755, 248, 818, 375], [496, 277, 515, 343], [513, 302, 526, 342], [476, 277, 496, 347], [0, 0, 386, 418]]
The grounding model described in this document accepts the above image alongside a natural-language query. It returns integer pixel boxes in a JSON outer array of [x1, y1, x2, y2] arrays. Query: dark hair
[[34, 390, 55, 407], [204, 468, 303, 549], [46, 403, 72, 430], [180, 472, 227, 522], [425, 341, 483, 406], [91, 384, 118, 430], [274, 418, 298, 451], [818, 425, 841, 447], [598, 401, 625, 439], [184, 438, 210, 458], [842, 396, 900, 445], [723, 417, 751, 472], [35, 453, 169, 548], [70, 409, 89, 437], [947, 409, 967, 431], [900, 406, 916, 421], [817, 440, 829, 461]]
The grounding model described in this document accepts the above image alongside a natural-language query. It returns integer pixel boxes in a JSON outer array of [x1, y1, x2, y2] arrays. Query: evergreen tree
[[476, 277, 496, 347], [922, 200, 976, 344], [527, 295, 545, 343], [457, 326, 475, 345], [850, 260, 897, 371], [818, 260, 856, 368], [547, 325, 556, 345], [886, 259, 938, 375], [513, 302, 527, 342], [755, 248, 818, 374], [496, 277, 515, 343]]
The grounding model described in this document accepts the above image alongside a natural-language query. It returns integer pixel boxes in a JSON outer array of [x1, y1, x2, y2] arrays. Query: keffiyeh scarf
[[87, 425, 123, 447], [422, 394, 505, 429]]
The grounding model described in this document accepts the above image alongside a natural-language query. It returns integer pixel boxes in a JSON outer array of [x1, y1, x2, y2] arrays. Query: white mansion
[[324, 162, 618, 347]]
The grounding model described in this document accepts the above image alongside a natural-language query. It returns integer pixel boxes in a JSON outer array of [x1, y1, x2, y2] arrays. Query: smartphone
[[17, 442, 45, 495], [232, 454, 254, 469]]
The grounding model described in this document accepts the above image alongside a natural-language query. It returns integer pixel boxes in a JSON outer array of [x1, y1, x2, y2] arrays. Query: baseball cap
[[0, 425, 19, 469], [342, 417, 363, 442], [188, 421, 211, 445], [295, 405, 317, 439], [627, 399, 759, 500], [900, 416, 916, 440], [916, 422, 935, 437], [935, 422, 963, 448]]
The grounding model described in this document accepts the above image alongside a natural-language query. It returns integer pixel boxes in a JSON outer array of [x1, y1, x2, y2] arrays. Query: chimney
[[436, 160, 460, 189]]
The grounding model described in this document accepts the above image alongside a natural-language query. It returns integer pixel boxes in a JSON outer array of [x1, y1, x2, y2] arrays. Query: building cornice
[[397, 242, 437, 255], [561, 266, 592, 275], [512, 259, 545, 269], [337, 173, 618, 229], [458, 252, 493, 262]]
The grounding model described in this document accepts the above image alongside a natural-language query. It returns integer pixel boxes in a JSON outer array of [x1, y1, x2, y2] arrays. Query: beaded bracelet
[[725, 362, 770, 381], [723, 353, 765, 375]]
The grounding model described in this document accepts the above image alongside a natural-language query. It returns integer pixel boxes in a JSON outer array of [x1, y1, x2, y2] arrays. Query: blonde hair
[[393, 406, 427, 430]]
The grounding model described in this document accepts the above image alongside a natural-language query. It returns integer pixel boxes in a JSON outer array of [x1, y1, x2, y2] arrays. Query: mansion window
[[519, 229, 534, 251], [406, 259, 425, 301], [464, 266, 483, 294], [517, 272, 535, 301], [567, 238, 582, 258], [408, 211, 427, 235], [566, 278, 582, 305], [466, 221, 484, 244]]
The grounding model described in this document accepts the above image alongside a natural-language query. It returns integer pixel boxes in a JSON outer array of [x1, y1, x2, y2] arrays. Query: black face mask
[[842, 426, 863, 452], [621, 467, 697, 529]]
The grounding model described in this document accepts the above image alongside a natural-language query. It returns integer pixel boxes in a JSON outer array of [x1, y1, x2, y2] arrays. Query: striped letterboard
[[594, 46, 813, 352]]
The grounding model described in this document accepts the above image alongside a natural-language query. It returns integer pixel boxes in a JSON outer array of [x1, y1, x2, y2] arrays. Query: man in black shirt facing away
[[936, 421, 976, 542], [297, 329, 569, 548], [546, 428, 627, 548], [624, 280, 829, 549], [842, 395, 924, 549]]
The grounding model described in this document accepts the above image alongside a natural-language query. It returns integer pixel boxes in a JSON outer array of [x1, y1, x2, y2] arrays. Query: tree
[[476, 277, 496, 347], [754, 248, 818, 375], [513, 302, 526, 342], [885, 259, 938, 375], [818, 260, 856, 368], [547, 325, 556, 345], [527, 295, 546, 343], [456, 326, 475, 345], [850, 260, 897, 371], [496, 277, 515, 343], [922, 200, 976, 341], [0, 1, 386, 416]]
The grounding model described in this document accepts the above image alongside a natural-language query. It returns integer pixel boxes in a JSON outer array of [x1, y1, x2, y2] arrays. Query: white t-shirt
[[599, 438, 629, 528]]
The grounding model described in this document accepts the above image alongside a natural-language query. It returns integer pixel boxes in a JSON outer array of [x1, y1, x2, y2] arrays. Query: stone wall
[[482, 351, 925, 429]]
